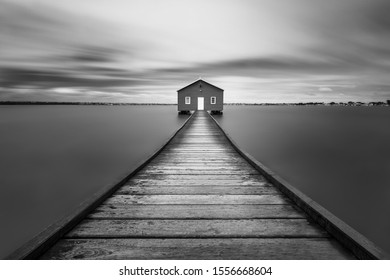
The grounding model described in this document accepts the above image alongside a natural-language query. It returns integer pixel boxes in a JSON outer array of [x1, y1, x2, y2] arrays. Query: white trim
[[211, 96, 216, 104], [185, 96, 191, 104]]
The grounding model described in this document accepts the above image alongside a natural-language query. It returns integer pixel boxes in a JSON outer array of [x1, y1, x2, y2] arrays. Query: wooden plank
[[133, 174, 266, 181], [40, 238, 354, 260], [150, 162, 250, 166], [167, 141, 229, 144], [155, 156, 246, 161], [115, 185, 277, 195], [122, 183, 272, 189], [125, 179, 267, 186], [159, 149, 236, 152], [165, 144, 230, 148], [158, 145, 231, 147], [172, 135, 225, 137], [145, 166, 254, 170], [65, 219, 328, 238], [169, 136, 225, 138], [156, 155, 243, 159], [156, 153, 242, 156], [151, 159, 250, 163], [159, 151, 238, 154], [152, 157, 248, 161], [168, 140, 223, 142], [104, 194, 289, 205], [138, 170, 259, 175], [146, 163, 254, 167], [143, 166, 256, 170], [165, 148, 236, 152], [89, 204, 305, 219]]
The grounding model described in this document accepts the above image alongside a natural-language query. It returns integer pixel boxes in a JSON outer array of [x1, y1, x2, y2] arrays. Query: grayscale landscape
[[0, 0, 389, 259]]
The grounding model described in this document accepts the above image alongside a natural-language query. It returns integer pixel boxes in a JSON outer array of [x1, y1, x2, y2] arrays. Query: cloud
[[318, 87, 333, 92], [0, 67, 142, 89], [68, 46, 124, 63]]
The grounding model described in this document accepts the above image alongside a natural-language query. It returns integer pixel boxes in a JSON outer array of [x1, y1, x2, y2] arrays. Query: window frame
[[185, 96, 191, 104], [211, 96, 216, 104]]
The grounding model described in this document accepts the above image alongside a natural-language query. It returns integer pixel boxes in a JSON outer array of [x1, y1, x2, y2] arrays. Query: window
[[185, 96, 191, 104], [211, 96, 216, 104]]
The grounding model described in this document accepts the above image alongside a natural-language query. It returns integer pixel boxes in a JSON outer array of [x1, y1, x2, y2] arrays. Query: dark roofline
[[177, 79, 224, 92]]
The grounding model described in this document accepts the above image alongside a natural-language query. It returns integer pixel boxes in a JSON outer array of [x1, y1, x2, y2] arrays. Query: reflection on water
[[0, 105, 187, 259], [214, 105, 390, 254]]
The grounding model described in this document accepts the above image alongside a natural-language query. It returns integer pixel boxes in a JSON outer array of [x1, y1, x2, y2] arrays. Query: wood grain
[[65, 219, 327, 238], [89, 204, 305, 219], [104, 194, 289, 205], [115, 185, 276, 195], [40, 238, 353, 260]]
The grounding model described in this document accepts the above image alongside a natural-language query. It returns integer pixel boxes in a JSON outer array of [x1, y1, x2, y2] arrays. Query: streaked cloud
[[0, 0, 390, 103]]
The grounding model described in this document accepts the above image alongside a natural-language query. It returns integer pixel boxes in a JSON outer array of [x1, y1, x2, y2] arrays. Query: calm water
[[0, 105, 187, 259], [214, 105, 390, 254]]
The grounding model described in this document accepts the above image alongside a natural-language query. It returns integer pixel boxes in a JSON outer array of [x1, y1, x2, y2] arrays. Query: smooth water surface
[[0, 105, 187, 259], [215, 105, 390, 254]]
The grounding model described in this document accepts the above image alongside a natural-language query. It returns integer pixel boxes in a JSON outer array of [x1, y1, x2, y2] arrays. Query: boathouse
[[177, 79, 223, 114]]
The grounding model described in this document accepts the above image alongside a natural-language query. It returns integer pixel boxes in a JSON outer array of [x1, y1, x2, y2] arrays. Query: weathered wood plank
[[132, 174, 266, 181], [163, 151, 238, 155], [146, 163, 253, 167], [65, 219, 328, 238], [151, 160, 250, 164], [150, 163, 251, 167], [145, 166, 254, 170], [159, 151, 238, 154], [169, 136, 224, 138], [168, 147, 230, 149], [40, 238, 354, 260], [166, 142, 226, 144], [138, 170, 259, 175], [143, 166, 255, 170], [152, 158, 249, 162], [104, 194, 289, 205], [156, 153, 241, 156], [145, 164, 251, 167], [172, 136, 225, 138], [115, 185, 276, 195], [156, 156, 243, 160], [158, 154, 240, 158], [125, 179, 267, 186], [167, 147, 232, 149], [89, 204, 304, 219]]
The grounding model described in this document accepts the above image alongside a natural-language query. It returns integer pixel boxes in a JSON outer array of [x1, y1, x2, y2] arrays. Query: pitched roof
[[177, 79, 224, 92]]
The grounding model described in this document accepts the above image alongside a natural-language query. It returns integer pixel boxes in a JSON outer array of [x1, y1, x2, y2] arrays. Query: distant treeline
[[1, 101, 389, 106], [226, 100, 390, 106]]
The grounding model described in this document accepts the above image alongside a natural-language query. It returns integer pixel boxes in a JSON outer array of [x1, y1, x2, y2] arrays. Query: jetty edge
[[6, 113, 195, 260], [210, 114, 388, 260]]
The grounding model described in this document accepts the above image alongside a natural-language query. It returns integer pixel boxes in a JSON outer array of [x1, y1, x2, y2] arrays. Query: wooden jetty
[[8, 111, 387, 259]]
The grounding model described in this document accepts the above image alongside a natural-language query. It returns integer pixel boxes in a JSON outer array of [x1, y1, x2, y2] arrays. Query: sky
[[1, 0, 390, 103]]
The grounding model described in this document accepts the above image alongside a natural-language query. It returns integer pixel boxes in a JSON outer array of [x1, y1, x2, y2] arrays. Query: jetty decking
[[36, 111, 358, 260]]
